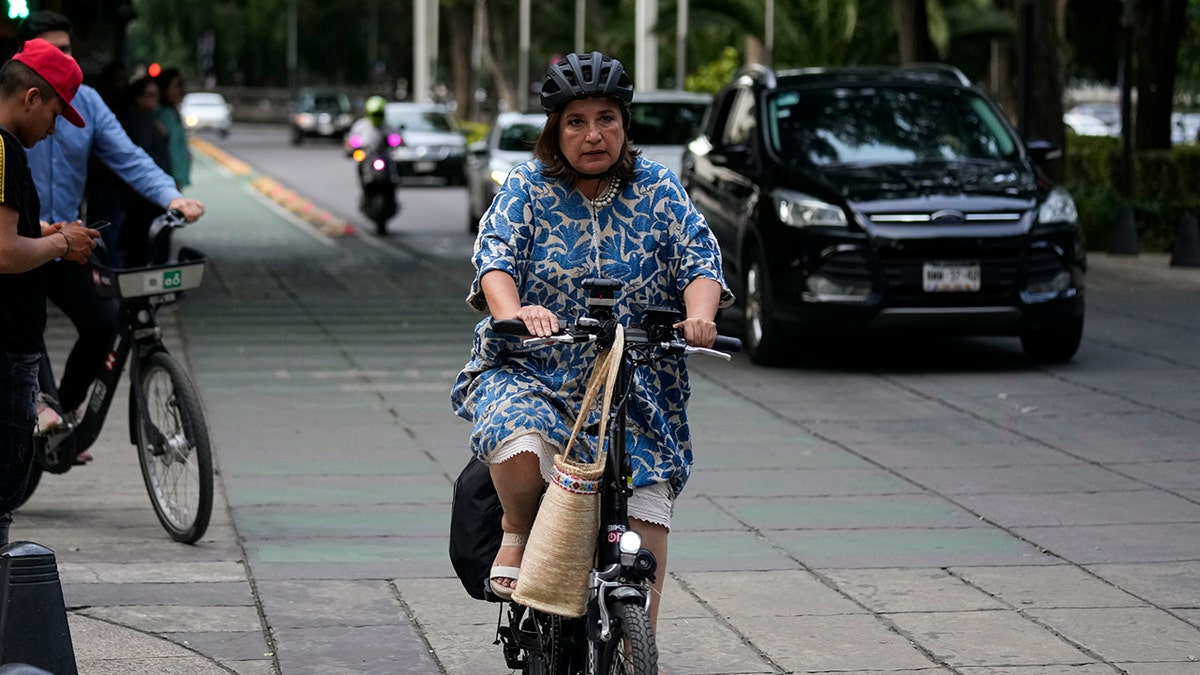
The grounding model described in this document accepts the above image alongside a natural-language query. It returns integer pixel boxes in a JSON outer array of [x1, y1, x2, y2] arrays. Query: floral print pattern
[[451, 156, 732, 498]]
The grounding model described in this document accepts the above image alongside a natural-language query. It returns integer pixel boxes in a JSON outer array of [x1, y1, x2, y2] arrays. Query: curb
[[190, 136, 355, 237]]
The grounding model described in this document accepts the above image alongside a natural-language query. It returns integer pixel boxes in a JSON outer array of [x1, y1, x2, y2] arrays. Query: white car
[[629, 90, 712, 176], [466, 111, 545, 232], [180, 92, 233, 138]]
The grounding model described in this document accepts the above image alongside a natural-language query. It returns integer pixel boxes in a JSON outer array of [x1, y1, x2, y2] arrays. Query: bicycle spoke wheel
[[602, 600, 657, 675], [135, 351, 213, 543]]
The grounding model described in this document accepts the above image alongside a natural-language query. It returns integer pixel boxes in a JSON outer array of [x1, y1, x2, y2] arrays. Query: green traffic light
[[7, 0, 29, 20]]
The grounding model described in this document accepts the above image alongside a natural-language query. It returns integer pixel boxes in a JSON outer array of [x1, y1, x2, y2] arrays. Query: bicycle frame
[[37, 212, 204, 472]]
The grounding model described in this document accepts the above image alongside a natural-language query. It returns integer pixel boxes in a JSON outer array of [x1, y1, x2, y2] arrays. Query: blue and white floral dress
[[451, 156, 732, 498]]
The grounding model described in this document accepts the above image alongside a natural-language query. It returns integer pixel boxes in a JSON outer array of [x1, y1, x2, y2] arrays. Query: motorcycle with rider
[[345, 96, 401, 235]]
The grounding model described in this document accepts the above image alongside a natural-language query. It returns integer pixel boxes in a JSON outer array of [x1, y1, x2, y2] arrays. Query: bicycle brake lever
[[684, 345, 733, 361]]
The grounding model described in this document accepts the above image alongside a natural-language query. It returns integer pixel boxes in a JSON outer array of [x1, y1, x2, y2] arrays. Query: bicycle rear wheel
[[135, 351, 213, 543], [601, 599, 657, 675]]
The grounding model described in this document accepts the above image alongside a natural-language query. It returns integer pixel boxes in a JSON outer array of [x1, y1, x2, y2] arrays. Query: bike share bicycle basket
[[91, 248, 206, 301]]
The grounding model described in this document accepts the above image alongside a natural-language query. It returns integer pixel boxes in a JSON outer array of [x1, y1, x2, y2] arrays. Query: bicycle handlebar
[[491, 318, 742, 360]]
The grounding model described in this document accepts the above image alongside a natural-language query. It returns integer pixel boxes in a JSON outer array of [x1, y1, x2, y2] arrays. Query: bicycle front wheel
[[135, 351, 213, 543], [601, 599, 657, 675]]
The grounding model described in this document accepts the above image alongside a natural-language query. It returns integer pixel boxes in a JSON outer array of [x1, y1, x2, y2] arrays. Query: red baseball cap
[[12, 38, 85, 128]]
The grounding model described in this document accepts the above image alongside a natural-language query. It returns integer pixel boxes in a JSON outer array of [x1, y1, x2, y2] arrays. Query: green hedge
[[1064, 136, 1200, 252]]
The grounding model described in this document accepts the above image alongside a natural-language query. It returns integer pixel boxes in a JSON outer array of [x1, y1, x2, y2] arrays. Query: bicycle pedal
[[33, 419, 75, 439]]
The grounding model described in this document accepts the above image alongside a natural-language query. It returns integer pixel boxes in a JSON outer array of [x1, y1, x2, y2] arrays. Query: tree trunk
[[989, 0, 1019, 122], [893, 0, 939, 63], [1024, 0, 1066, 157], [1133, 0, 1188, 150], [446, 1, 475, 117]]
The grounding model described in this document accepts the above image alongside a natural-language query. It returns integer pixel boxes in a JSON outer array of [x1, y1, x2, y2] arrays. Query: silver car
[[466, 111, 545, 232], [384, 103, 468, 185], [180, 92, 233, 138]]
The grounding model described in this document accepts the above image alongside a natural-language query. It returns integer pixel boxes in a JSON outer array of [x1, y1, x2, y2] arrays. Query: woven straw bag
[[512, 325, 624, 617]]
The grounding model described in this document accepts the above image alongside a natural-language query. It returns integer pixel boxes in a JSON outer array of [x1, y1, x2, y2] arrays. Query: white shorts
[[489, 432, 674, 530]]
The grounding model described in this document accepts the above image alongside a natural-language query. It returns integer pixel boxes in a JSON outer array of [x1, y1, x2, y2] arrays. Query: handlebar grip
[[713, 335, 742, 353], [491, 319, 529, 335]]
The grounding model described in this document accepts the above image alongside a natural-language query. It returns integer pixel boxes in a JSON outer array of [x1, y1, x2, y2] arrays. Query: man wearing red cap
[[0, 38, 102, 547], [19, 11, 205, 451]]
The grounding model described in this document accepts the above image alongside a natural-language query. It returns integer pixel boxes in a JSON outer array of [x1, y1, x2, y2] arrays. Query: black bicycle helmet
[[540, 51, 634, 115]]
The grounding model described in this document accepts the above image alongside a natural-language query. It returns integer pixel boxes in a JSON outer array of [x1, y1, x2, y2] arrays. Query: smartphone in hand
[[91, 220, 112, 231]]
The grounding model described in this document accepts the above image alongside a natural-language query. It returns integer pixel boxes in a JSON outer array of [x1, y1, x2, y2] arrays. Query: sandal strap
[[501, 532, 528, 547]]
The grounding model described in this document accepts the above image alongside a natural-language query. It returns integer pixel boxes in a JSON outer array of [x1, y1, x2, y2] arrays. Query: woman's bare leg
[[489, 452, 543, 591], [630, 518, 668, 631]]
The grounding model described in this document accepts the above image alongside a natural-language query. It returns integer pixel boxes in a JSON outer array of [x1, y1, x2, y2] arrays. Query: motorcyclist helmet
[[365, 95, 387, 125], [539, 51, 633, 123]]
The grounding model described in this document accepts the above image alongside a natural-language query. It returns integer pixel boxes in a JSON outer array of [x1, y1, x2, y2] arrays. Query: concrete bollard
[[1170, 214, 1200, 268], [1108, 203, 1139, 255], [0, 543, 77, 675]]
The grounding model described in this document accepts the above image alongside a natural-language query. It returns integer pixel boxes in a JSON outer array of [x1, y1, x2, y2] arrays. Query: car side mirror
[[1026, 140, 1062, 164], [711, 145, 750, 167]]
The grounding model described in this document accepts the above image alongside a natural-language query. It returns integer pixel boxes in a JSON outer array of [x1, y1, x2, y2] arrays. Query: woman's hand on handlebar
[[673, 317, 717, 349], [507, 305, 559, 337]]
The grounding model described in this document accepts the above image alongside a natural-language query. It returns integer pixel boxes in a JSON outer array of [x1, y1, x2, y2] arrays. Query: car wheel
[[1021, 312, 1084, 363], [743, 248, 786, 366], [291, 128, 303, 145]]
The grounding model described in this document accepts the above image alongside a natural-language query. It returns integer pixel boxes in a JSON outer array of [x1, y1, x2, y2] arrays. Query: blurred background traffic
[[1, 0, 1198, 254]]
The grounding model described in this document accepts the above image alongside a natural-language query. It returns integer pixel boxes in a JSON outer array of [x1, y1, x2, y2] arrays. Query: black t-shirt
[[0, 127, 45, 354]]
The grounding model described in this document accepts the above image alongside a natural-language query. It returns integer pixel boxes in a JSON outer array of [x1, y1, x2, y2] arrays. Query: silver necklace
[[588, 178, 621, 208]]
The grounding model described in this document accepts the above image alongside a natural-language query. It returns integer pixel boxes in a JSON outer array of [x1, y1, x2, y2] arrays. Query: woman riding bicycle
[[451, 51, 732, 634]]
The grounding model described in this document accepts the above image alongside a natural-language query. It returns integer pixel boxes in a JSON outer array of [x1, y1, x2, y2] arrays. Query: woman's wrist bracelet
[[58, 230, 71, 256]]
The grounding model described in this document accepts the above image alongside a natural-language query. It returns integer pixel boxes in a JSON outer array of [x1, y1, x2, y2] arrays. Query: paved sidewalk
[[8, 147, 1200, 674]]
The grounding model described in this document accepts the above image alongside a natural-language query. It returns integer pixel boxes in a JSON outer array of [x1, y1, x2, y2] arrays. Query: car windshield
[[306, 94, 348, 113], [386, 109, 456, 133], [629, 101, 708, 146], [768, 86, 1019, 167], [498, 123, 542, 151], [184, 94, 224, 107]]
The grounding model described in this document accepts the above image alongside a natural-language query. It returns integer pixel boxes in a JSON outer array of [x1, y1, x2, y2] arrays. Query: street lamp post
[[675, 0, 687, 88]]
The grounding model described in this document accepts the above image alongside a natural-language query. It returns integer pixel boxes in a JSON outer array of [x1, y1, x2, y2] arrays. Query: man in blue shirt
[[19, 11, 205, 447]]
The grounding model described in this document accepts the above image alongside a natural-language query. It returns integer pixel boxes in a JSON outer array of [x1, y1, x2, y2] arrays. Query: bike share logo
[[143, 268, 183, 294]]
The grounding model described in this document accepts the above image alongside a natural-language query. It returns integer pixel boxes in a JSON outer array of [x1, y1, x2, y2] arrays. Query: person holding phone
[[0, 37, 100, 547], [17, 11, 205, 446]]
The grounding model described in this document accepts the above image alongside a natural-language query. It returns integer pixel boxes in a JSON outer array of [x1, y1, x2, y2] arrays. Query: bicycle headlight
[[773, 190, 848, 229], [618, 530, 642, 555], [1037, 187, 1078, 224]]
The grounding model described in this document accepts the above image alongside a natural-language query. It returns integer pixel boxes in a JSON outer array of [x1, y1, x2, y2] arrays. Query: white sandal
[[489, 532, 528, 599]]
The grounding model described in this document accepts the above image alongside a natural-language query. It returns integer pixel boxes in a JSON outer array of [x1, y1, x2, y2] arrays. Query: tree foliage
[[125, 0, 1195, 149]]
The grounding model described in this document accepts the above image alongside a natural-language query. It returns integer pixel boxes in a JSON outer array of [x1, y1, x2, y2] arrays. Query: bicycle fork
[[124, 303, 173, 455]]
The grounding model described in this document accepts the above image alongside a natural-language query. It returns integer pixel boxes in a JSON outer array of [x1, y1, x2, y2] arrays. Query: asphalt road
[[18, 125, 1200, 674]]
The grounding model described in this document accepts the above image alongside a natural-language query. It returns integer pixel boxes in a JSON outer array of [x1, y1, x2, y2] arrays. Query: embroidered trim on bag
[[551, 464, 599, 494]]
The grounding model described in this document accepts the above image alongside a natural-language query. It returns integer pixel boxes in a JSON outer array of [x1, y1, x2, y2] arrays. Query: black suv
[[681, 64, 1086, 365]]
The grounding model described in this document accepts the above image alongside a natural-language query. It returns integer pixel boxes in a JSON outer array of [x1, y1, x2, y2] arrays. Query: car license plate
[[414, 161, 436, 174], [923, 262, 980, 292]]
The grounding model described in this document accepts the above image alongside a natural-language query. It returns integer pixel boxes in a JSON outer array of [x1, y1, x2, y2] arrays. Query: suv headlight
[[1037, 187, 1078, 224], [773, 190, 848, 228]]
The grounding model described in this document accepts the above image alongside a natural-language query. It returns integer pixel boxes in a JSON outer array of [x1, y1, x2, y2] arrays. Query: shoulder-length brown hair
[[533, 97, 639, 190]]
